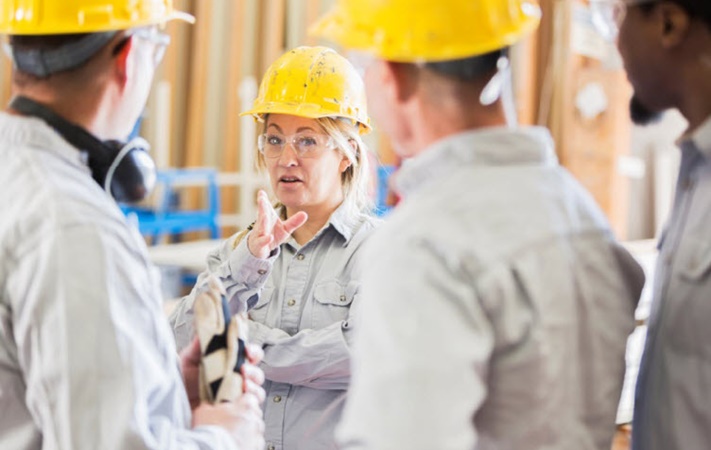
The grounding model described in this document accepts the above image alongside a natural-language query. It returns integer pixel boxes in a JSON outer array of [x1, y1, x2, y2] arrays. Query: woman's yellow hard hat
[[242, 46, 371, 134]]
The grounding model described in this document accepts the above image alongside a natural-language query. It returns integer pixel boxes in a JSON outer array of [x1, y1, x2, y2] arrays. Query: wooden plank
[[221, 0, 250, 236], [552, 0, 633, 238], [260, 0, 287, 75], [0, 52, 12, 106], [303, 0, 324, 46], [184, 0, 212, 168], [512, 32, 539, 126]]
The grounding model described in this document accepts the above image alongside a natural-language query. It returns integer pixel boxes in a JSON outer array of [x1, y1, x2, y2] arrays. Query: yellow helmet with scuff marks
[[242, 46, 371, 135]]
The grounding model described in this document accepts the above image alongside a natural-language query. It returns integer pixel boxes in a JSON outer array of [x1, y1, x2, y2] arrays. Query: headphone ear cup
[[104, 138, 157, 203]]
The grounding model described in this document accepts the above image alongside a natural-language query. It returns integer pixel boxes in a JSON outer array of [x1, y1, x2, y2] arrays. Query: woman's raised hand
[[247, 190, 308, 259]]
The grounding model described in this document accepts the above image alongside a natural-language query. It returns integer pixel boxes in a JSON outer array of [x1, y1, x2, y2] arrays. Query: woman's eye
[[267, 135, 284, 145], [298, 136, 318, 147]]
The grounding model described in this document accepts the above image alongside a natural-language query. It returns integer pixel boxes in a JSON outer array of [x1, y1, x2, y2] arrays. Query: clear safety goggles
[[257, 132, 336, 159], [117, 26, 171, 67]]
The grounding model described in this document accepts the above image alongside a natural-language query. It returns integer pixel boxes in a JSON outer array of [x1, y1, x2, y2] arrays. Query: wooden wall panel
[[544, 0, 633, 238], [0, 0, 639, 241]]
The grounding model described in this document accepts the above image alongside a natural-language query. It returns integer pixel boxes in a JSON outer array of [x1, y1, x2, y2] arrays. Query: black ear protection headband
[[10, 96, 156, 203]]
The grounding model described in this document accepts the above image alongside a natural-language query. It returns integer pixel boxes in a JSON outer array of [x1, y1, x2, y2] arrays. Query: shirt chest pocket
[[248, 286, 275, 325], [312, 280, 357, 329], [668, 237, 711, 360]]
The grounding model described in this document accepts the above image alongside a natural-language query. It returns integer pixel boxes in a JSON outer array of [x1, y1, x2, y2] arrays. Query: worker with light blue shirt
[[311, 1, 645, 449], [594, 0, 711, 447], [0, 1, 266, 449], [170, 46, 378, 450]]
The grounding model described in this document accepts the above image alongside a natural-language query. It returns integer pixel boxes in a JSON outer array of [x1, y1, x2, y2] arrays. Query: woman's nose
[[277, 142, 299, 166]]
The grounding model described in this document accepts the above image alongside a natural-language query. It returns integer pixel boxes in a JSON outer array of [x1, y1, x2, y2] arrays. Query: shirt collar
[[394, 126, 558, 197], [681, 115, 711, 159], [327, 202, 365, 244], [0, 112, 90, 170], [280, 201, 366, 248]]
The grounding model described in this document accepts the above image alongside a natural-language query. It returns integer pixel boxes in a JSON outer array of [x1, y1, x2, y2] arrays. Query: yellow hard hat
[[241, 46, 371, 134], [0, 0, 194, 35], [310, 0, 542, 63]]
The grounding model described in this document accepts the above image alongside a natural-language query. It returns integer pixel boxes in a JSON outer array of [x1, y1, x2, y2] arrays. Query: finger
[[241, 362, 265, 385], [255, 198, 269, 234], [258, 191, 277, 231], [240, 392, 263, 411], [251, 234, 273, 250], [179, 336, 202, 365], [282, 211, 308, 235], [245, 344, 264, 364], [244, 379, 266, 403]]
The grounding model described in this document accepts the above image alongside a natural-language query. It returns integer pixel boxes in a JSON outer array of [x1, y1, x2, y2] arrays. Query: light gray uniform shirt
[[170, 205, 378, 450], [336, 127, 645, 450], [633, 116, 711, 450], [0, 113, 235, 449]]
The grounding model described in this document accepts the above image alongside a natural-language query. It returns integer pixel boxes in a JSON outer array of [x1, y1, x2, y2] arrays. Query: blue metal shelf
[[121, 168, 220, 244]]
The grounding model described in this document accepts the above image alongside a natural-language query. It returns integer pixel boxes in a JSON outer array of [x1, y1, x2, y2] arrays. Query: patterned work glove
[[193, 275, 249, 403]]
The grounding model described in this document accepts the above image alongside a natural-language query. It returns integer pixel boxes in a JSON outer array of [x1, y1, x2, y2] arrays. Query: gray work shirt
[[336, 127, 645, 450], [0, 113, 235, 449], [170, 204, 379, 450], [632, 116, 711, 450]]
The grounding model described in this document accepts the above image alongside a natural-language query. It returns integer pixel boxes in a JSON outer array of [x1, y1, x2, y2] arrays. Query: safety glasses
[[257, 132, 336, 159], [114, 26, 171, 67]]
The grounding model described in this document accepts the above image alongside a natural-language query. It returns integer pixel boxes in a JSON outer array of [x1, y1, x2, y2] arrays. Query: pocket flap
[[314, 280, 354, 306], [252, 285, 275, 309]]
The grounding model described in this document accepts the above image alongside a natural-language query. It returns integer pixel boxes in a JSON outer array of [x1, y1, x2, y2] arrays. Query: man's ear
[[374, 59, 419, 106], [657, 2, 692, 48], [113, 36, 133, 88], [385, 61, 419, 102]]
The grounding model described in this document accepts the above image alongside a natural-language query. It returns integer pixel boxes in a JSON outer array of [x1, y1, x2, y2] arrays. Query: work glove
[[194, 275, 249, 403]]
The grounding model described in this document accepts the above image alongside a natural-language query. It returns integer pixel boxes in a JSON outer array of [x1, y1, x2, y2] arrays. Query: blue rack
[[121, 168, 220, 244], [375, 165, 396, 217]]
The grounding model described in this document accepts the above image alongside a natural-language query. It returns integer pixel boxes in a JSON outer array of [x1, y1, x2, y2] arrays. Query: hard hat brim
[[239, 107, 372, 135]]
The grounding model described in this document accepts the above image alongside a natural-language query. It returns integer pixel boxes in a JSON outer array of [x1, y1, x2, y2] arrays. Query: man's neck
[[10, 84, 108, 139], [409, 97, 507, 158]]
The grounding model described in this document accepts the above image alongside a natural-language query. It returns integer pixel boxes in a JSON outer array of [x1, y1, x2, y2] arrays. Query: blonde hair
[[256, 115, 373, 216]]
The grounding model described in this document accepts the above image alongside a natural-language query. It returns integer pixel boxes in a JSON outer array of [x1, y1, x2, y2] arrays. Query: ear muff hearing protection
[[10, 96, 156, 203]]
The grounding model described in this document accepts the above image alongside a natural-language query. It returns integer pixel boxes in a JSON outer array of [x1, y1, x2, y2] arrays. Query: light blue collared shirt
[[170, 203, 379, 450], [0, 113, 235, 450], [337, 126, 644, 450], [633, 116, 711, 450]]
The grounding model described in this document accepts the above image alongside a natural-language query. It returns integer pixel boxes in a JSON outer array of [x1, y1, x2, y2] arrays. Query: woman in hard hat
[[170, 45, 377, 450]]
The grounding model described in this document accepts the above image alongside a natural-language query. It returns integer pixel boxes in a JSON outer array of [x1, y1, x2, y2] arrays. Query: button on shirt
[[171, 203, 379, 450], [336, 127, 644, 450], [633, 116, 711, 450], [0, 113, 235, 449]]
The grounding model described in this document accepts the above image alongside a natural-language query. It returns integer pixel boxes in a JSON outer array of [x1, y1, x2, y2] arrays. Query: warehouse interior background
[[0, 2, 689, 448], [0, 0, 686, 245]]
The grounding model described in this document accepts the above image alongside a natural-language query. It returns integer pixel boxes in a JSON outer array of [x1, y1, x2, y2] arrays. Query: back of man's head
[[0, 0, 194, 84], [8, 32, 118, 88], [423, 49, 508, 83]]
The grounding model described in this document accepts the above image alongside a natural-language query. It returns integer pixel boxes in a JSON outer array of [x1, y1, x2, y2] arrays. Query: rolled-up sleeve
[[170, 232, 276, 351]]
